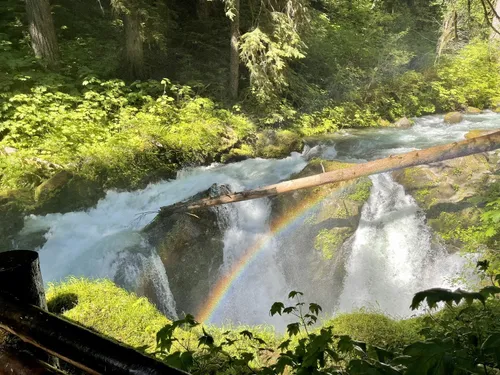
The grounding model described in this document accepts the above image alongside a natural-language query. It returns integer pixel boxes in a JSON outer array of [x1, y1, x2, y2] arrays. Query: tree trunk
[[197, 0, 210, 20], [159, 130, 500, 213], [25, 0, 59, 69], [229, 0, 240, 100], [124, 8, 145, 80], [491, 0, 500, 41]]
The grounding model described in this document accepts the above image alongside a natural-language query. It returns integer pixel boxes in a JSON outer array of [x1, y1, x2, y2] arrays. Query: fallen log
[[159, 130, 500, 213]]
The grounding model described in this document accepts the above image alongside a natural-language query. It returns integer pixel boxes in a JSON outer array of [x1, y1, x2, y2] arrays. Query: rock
[[143, 185, 230, 317], [33, 173, 105, 215], [393, 150, 500, 249], [1, 146, 17, 155], [464, 129, 498, 139], [444, 112, 463, 124], [270, 159, 372, 313], [255, 130, 303, 158], [392, 117, 413, 128], [34, 171, 73, 202], [465, 106, 481, 114], [0, 190, 35, 250]]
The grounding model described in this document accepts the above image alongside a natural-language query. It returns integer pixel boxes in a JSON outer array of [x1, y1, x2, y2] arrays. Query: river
[[17, 112, 500, 326]]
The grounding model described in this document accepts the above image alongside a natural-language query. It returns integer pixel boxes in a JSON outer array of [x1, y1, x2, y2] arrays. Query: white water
[[15, 113, 500, 324], [337, 173, 463, 316]]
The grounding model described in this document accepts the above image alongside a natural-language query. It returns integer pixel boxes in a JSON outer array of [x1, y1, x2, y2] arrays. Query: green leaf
[[198, 327, 214, 347], [283, 306, 296, 314], [403, 340, 456, 375], [288, 290, 304, 299], [287, 322, 301, 337], [481, 332, 500, 359], [278, 339, 291, 351], [309, 303, 322, 316], [270, 302, 285, 316], [240, 330, 253, 339]]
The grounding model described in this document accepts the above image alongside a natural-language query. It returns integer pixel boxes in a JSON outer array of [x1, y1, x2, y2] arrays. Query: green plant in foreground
[[156, 261, 500, 374]]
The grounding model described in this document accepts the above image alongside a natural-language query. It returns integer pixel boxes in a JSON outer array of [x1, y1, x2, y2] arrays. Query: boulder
[[464, 129, 498, 139], [392, 117, 413, 128], [143, 185, 229, 317], [34, 171, 73, 202], [465, 106, 481, 114], [443, 111, 463, 124], [255, 130, 303, 158]]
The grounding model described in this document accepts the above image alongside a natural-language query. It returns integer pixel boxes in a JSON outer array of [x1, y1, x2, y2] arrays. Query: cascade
[[337, 173, 463, 316]]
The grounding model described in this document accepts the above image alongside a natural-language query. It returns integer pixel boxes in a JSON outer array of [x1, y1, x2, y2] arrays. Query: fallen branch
[[159, 130, 500, 214]]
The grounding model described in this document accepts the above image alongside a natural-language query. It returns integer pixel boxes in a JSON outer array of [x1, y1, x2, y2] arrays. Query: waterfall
[[210, 193, 290, 327], [337, 173, 464, 316]]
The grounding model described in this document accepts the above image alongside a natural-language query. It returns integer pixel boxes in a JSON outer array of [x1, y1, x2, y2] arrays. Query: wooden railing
[[0, 250, 188, 375]]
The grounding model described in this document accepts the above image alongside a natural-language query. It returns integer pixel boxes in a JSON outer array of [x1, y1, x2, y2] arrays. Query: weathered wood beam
[[0, 293, 189, 375], [159, 130, 500, 213]]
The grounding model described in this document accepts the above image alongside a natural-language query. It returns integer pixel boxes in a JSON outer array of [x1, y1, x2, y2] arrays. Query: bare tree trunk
[[25, 0, 59, 69], [229, 0, 240, 100], [124, 8, 145, 79], [197, 0, 210, 20], [159, 130, 500, 213], [491, 0, 500, 41]]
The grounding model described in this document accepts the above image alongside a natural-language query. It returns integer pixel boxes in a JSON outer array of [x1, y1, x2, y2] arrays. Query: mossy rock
[[465, 106, 481, 114], [464, 129, 497, 139], [220, 143, 256, 163], [34, 173, 105, 215], [443, 111, 463, 124], [255, 130, 303, 158], [392, 117, 413, 128]]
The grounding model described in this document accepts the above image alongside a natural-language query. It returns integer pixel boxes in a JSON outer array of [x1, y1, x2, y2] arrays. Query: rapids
[[16, 112, 500, 325]]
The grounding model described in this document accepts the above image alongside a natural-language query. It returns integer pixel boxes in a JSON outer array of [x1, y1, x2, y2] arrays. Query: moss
[[46, 278, 170, 353], [415, 188, 430, 203], [255, 130, 303, 158], [314, 228, 351, 260], [347, 179, 373, 202], [325, 311, 422, 350]]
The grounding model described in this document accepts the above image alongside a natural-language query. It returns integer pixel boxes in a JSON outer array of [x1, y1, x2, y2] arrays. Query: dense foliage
[[1, 0, 500, 193]]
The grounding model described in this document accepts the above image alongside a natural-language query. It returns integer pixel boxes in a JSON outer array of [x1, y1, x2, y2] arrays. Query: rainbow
[[196, 189, 340, 323]]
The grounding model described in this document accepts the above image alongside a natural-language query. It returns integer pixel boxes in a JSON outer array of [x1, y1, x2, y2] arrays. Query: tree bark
[[124, 7, 145, 79], [490, 0, 500, 41], [229, 0, 240, 100], [159, 130, 500, 213], [25, 0, 60, 69]]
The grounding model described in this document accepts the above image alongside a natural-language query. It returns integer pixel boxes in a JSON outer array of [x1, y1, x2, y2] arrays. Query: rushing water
[[15, 112, 500, 324]]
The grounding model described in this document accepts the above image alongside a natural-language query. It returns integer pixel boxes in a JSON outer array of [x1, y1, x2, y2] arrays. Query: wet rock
[[143, 185, 230, 317], [392, 117, 413, 129], [443, 112, 463, 124], [271, 159, 372, 312], [465, 106, 481, 114]]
